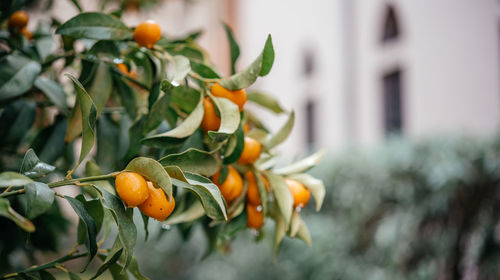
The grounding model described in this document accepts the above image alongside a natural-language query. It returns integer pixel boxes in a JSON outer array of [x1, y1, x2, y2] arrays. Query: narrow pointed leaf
[[91, 241, 123, 279], [222, 125, 245, 164], [265, 111, 295, 150], [158, 148, 218, 177], [219, 35, 274, 90], [0, 54, 41, 101], [168, 55, 191, 82], [65, 74, 97, 175], [274, 149, 326, 175], [163, 200, 205, 225], [296, 218, 312, 246], [247, 91, 285, 114], [222, 22, 240, 75], [0, 198, 35, 232], [56, 12, 133, 40], [0, 172, 33, 188], [64, 196, 98, 271], [265, 172, 293, 227], [142, 91, 203, 143]]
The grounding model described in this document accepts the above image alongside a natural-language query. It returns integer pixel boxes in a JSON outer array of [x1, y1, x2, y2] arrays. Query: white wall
[[237, 0, 344, 160]]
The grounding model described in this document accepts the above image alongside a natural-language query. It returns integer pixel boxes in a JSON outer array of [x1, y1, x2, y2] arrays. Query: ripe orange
[[8, 11, 29, 30], [246, 203, 264, 229], [238, 137, 262, 165], [115, 172, 149, 207], [285, 179, 311, 208], [210, 83, 247, 112], [20, 27, 32, 40], [200, 97, 221, 132], [133, 20, 161, 48], [243, 123, 251, 133], [245, 171, 270, 206], [116, 63, 129, 74], [138, 182, 175, 221], [211, 166, 243, 203]]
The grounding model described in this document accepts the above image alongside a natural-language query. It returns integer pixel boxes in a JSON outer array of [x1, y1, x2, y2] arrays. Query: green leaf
[[219, 35, 274, 90], [253, 168, 269, 215], [34, 77, 68, 112], [0, 198, 35, 232], [91, 241, 124, 279], [287, 173, 325, 212], [65, 74, 97, 176], [87, 62, 113, 114], [66, 271, 82, 280], [265, 172, 293, 227], [265, 111, 295, 150], [158, 148, 219, 177], [39, 271, 56, 280], [223, 125, 245, 164], [207, 97, 240, 141], [289, 211, 301, 237], [190, 61, 221, 79], [168, 55, 191, 82], [165, 166, 227, 221], [0, 100, 36, 147], [64, 196, 98, 272], [32, 116, 67, 164], [247, 91, 285, 114], [125, 255, 149, 280], [125, 157, 173, 199], [165, 200, 205, 226], [222, 23, 240, 75], [141, 213, 149, 241], [34, 22, 55, 61], [142, 91, 203, 143], [273, 211, 286, 259], [144, 92, 169, 133], [0, 54, 41, 101], [94, 187, 137, 269], [296, 216, 312, 246], [274, 149, 326, 175], [25, 182, 55, 219], [56, 12, 133, 40], [0, 172, 33, 188], [76, 194, 105, 233], [168, 85, 199, 113], [68, 0, 83, 12], [20, 149, 56, 179]]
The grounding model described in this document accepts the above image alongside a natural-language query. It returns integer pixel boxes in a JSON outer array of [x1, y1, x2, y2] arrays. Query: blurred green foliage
[[134, 134, 500, 280]]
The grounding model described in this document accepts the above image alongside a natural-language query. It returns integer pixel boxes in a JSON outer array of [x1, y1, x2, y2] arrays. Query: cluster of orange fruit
[[8, 10, 32, 40], [115, 172, 175, 221], [118, 20, 312, 229]]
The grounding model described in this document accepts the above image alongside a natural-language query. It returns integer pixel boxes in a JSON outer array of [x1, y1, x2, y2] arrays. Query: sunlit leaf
[[168, 55, 191, 83], [265, 172, 293, 227], [219, 35, 274, 90], [265, 111, 295, 150], [247, 91, 285, 114], [208, 96, 240, 141], [274, 149, 326, 175], [163, 200, 204, 225]]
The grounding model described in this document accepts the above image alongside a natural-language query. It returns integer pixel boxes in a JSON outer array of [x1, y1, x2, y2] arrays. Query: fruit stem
[[0, 251, 87, 279]]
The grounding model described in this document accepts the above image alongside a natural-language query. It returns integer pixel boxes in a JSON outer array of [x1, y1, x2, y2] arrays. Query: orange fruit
[[115, 172, 149, 207], [138, 182, 175, 221], [200, 97, 221, 132], [285, 179, 311, 208], [133, 20, 161, 48], [243, 123, 251, 133], [246, 203, 264, 229], [210, 83, 247, 112], [211, 166, 243, 203], [245, 171, 270, 206], [20, 27, 32, 40], [8, 11, 29, 30], [238, 137, 262, 165], [117, 63, 129, 74]]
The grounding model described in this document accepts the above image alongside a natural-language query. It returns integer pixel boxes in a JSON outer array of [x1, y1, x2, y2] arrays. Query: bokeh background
[[11, 0, 500, 279]]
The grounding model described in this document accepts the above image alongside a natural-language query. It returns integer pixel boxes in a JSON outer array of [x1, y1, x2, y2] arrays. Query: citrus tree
[[0, 2, 325, 279]]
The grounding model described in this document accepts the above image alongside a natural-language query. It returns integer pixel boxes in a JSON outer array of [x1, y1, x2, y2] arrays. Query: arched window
[[381, 5, 400, 42]]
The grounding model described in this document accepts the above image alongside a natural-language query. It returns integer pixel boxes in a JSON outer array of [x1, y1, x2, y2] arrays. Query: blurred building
[[235, 0, 500, 155], [35, 0, 500, 155]]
